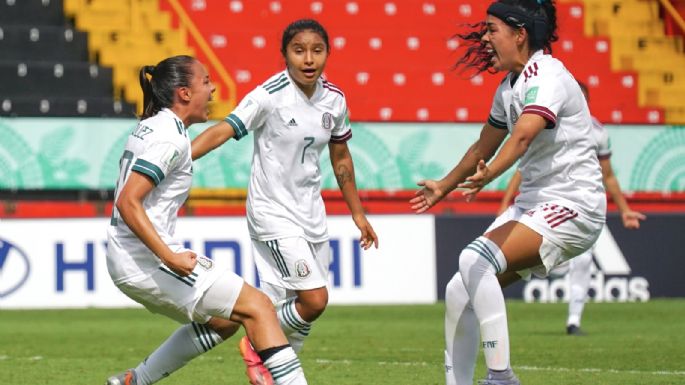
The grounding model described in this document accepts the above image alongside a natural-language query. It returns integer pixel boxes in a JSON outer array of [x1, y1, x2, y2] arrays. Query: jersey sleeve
[[133, 142, 184, 186], [223, 87, 271, 141], [594, 118, 612, 160], [520, 64, 566, 128], [330, 101, 352, 144], [487, 80, 508, 129]]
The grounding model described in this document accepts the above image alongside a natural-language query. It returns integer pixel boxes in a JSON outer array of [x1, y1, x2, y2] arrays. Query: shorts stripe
[[541, 204, 578, 228], [550, 212, 578, 228], [158, 266, 197, 287], [266, 240, 290, 278]]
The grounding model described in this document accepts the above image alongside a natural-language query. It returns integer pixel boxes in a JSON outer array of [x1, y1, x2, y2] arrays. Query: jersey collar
[[161, 108, 186, 131], [284, 69, 323, 103]]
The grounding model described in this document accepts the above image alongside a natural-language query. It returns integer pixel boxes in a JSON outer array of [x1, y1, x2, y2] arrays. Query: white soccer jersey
[[224, 70, 352, 242], [107, 108, 193, 283], [591, 116, 612, 160], [488, 50, 605, 219]]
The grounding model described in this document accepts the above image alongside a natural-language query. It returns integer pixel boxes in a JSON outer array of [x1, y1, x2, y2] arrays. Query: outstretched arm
[[329, 141, 378, 249], [191, 121, 236, 160], [600, 158, 646, 229], [116, 173, 197, 276], [410, 123, 508, 213]]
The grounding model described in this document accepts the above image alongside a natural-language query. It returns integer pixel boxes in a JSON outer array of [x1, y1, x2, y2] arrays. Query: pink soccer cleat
[[239, 336, 274, 385]]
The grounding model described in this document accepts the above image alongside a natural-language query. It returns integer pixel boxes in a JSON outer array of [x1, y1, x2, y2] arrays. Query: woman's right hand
[[410, 179, 445, 214], [161, 250, 198, 276]]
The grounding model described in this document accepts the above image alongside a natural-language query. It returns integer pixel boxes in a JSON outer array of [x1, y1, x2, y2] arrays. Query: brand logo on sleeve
[[524, 86, 539, 104]]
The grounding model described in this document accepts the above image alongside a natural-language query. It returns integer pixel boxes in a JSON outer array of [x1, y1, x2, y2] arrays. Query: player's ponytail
[[138, 55, 196, 120]]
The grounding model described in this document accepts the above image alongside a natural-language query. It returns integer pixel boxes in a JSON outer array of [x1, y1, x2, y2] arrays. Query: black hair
[[280, 19, 329, 56], [139, 55, 196, 120], [453, 0, 558, 75]]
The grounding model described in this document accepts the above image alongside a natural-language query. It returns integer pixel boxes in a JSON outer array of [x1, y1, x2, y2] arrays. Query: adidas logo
[[287, 118, 298, 127], [523, 227, 650, 303]]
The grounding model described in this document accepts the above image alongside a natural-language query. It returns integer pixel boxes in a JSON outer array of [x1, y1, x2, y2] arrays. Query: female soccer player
[[498, 81, 646, 336], [105, 55, 307, 385], [410, 1, 606, 384], [192, 19, 378, 385]]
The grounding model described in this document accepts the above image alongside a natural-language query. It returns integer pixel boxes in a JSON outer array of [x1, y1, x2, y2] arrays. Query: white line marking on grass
[[27, 356, 43, 361], [0, 355, 8, 360], [516, 365, 685, 377], [314, 359, 685, 376]]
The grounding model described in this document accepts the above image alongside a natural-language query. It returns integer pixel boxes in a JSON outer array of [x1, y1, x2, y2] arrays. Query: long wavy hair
[[453, 0, 558, 76]]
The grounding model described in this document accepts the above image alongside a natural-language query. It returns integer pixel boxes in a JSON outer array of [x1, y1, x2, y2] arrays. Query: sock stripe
[[465, 244, 499, 273], [191, 322, 212, 352], [469, 239, 502, 273], [472, 239, 498, 269], [268, 358, 302, 378], [282, 299, 309, 331], [200, 323, 219, 348]]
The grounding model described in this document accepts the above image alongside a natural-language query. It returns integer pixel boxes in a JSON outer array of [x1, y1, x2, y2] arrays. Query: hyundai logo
[[0, 238, 31, 298]]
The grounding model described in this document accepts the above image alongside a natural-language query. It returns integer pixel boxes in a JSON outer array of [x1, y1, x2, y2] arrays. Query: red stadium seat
[[164, 0, 662, 123]]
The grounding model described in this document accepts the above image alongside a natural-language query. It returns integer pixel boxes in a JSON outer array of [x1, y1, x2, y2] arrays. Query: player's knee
[[240, 286, 279, 321], [298, 288, 328, 319], [445, 274, 469, 312], [458, 236, 506, 276]]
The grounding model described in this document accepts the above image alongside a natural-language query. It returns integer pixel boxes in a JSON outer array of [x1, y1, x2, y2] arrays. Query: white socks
[[567, 251, 593, 327], [444, 273, 480, 385], [135, 322, 223, 385], [276, 298, 312, 353], [263, 346, 308, 385], [458, 236, 510, 372]]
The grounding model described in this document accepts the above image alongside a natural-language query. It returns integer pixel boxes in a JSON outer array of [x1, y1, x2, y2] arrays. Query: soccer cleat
[[477, 368, 521, 385], [566, 324, 586, 336], [105, 369, 137, 385], [239, 336, 274, 385]]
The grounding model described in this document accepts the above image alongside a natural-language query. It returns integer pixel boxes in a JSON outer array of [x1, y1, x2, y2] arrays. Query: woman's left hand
[[458, 160, 491, 202], [353, 213, 379, 250]]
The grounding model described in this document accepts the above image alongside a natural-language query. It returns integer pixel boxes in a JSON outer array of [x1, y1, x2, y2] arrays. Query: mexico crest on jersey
[[509, 104, 519, 126], [197, 256, 214, 271], [321, 112, 333, 130], [295, 259, 312, 278]]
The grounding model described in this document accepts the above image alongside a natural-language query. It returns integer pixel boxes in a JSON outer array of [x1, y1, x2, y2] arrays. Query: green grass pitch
[[1, 300, 684, 385]]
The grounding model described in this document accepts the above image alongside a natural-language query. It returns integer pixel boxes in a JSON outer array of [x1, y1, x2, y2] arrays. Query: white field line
[[314, 359, 685, 376]]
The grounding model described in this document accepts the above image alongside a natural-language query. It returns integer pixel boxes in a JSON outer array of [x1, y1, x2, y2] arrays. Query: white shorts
[[487, 201, 604, 278], [114, 253, 244, 324], [252, 237, 331, 293]]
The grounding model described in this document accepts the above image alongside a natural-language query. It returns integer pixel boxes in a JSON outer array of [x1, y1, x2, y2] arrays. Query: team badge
[[197, 256, 214, 270], [509, 104, 519, 126], [295, 259, 311, 278], [321, 112, 333, 130]]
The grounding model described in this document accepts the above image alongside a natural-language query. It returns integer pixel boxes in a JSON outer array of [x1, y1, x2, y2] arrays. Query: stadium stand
[[0, 0, 681, 123], [0, 0, 136, 117], [575, 0, 685, 124], [63, 0, 234, 118], [159, 0, 680, 124]]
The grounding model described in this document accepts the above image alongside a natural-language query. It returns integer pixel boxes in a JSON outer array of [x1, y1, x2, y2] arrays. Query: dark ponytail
[[453, 0, 558, 75], [138, 55, 196, 120]]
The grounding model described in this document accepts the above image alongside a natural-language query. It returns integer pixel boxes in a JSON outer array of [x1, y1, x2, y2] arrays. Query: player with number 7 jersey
[[192, 19, 378, 385]]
